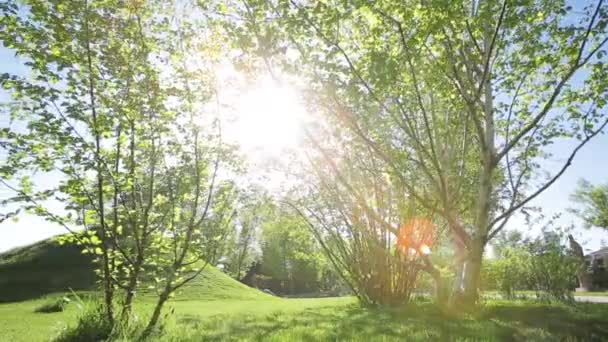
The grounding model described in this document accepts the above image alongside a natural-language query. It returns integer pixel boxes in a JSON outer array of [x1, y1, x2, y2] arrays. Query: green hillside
[[0, 237, 268, 302]]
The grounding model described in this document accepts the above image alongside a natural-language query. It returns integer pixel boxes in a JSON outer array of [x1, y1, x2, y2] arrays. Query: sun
[[228, 75, 306, 158]]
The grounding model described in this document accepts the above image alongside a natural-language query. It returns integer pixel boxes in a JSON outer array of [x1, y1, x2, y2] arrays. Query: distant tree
[[570, 179, 608, 230], [491, 230, 524, 256], [259, 203, 328, 295], [222, 188, 269, 280]]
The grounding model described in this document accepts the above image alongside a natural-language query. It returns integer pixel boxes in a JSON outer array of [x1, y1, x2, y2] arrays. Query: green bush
[[53, 305, 113, 342], [482, 232, 578, 302], [527, 244, 577, 302], [34, 296, 71, 313], [52, 301, 150, 342], [483, 248, 531, 299]]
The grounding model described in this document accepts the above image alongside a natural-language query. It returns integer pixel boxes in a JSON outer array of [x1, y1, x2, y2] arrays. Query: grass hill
[[0, 237, 268, 303]]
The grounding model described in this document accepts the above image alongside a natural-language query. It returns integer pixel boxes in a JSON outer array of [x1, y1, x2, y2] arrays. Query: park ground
[[2, 240, 608, 341], [2, 294, 608, 341]]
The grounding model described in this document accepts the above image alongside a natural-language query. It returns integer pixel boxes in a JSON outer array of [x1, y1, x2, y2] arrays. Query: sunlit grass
[[2, 295, 608, 341], [571, 291, 608, 297], [484, 290, 608, 297]]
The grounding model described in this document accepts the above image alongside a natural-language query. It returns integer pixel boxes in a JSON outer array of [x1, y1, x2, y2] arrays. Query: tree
[[284, 133, 444, 305], [570, 179, 608, 229], [258, 202, 327, 295], [491, 230, 523, 257], [222, 188, 268, 280], [0, 0, 239, 336], [231, 0, 608, 304]]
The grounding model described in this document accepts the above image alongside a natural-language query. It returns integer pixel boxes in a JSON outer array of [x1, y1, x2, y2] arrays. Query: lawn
[[3, 239, 608, 341], [572, 291, 608, 297], [2, 295, 608, 341], [484, 290, 608, 298]]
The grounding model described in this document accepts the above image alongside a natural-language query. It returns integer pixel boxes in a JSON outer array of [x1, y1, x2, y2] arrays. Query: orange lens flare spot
[[396, 217, 435, 256], [419, 244, 431, 255]]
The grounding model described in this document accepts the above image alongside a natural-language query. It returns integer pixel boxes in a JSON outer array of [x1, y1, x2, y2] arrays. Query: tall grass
[[52, 291, 148, 342]]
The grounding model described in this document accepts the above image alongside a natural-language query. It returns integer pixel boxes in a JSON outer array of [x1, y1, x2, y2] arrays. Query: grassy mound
[[0, 237, 268, 302], [0, 239, 95, 302]]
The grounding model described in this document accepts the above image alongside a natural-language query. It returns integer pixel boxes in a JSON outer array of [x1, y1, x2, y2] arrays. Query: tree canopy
[[571, 179, 608, 230]]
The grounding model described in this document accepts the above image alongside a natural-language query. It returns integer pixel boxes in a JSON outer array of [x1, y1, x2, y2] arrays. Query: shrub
[[482, 232, 578, 303], [53, 301, 150, 342], [53, 305, 113, 342], [34, 296, 71, 313], [527, 245, 577, 302], [482, 248, 531, 299]]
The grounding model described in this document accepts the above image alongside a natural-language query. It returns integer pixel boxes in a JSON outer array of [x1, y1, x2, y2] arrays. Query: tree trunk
[[463, 152, 494, 303], [461, 240, 484, 303], [447, 215, 470, 303], [422, 255, 448, 306], [140, 290, 169, 340], [463, 154, 493, 304], [452, 259, 465, 294], [121, 256, 143, 321], [455, 0, 497, 306], [102, 255, 115, 325]]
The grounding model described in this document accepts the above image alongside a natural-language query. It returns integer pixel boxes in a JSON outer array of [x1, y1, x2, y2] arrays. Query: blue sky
[[1, 34, 608, 253]]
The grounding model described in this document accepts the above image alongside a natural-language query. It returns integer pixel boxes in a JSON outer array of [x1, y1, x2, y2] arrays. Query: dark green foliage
[[257, 205, 335, 296]]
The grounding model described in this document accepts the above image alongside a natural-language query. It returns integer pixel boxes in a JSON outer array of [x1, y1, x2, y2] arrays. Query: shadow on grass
[[170, 302, 608, 341], [482, 303, 608, 341]]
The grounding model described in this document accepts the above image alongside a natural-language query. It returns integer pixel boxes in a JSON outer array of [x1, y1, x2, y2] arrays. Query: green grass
[[2, 296, 608, 341], [572, 291, 608, 297], [3, 238, 608, 341], [0, 296, 82, 341], [160, 299, 608, 341], [485, 290, 608, 297]]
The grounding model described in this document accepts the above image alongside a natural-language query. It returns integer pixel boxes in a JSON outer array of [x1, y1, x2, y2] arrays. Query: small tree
[[483, 247, 531, 299], [287, 135, 443, 305], [0, 0, 239, 336], [526, 232, 578, 302]]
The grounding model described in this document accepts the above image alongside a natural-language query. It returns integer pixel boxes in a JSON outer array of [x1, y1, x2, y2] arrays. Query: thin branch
[[0, 179, 86, 245], [489, 115, 608, 237], [497, 0, 607, 161], [475, 0, 508, 97]]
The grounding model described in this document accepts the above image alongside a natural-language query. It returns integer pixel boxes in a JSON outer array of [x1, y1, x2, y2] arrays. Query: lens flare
[[419, 244, 431, 255], [396, 217, 435, 257]]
